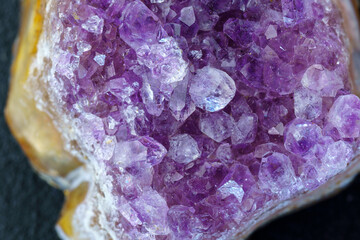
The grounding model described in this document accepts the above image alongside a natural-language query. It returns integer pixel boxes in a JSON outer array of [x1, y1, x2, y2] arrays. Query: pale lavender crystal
[[327, 94, 360, 138], [48, 0, 360, 239], [167, 205, 201, 239], [136, 37, 187, 86], [199, 111, 235, 143], [179, 6, 196, 27], [230, 96, 252, 121], [301, 64, 344, 97], [284, 119, 322, 156], [189, 66, 236, 112], [168, 134, 201, 164], [118, 196, 142, 227], [113, 137, 167, 167], [118, 0, 165, 49], [321, 140, 353, 176], [169, 74, 196, 121], [216, 143, 233, 163], [105, 77, 135, 101], [81, 15, 104, 34], [259, 153, 297, 197], [294, 87, 322, 120], [264, 25, 278, 40], [141, 81, 165, 116], [231, 113, 258, 145], [169, 76, 188, 112], [218, 180, 245, 203], [130, 188, 170, 235]]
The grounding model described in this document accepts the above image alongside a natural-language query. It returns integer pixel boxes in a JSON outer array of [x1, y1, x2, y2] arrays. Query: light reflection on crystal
[[23, 0, 360, 239]]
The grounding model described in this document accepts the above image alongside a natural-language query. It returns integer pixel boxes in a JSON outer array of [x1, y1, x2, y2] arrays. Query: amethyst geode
[[25, 0, 360, 239]]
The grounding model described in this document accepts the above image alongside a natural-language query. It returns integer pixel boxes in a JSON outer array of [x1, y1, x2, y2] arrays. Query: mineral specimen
[[5, 0, 360, 239]]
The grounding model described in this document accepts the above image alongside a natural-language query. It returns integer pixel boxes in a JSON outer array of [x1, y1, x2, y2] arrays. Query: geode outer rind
[[5, 0, 360, 240]]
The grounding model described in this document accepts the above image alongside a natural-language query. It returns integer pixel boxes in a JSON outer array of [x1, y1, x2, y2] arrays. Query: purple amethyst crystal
[[30, 0, 360, 239]]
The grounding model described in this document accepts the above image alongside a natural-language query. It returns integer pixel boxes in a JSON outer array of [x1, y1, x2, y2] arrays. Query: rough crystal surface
[[21, 0, 360, 239]]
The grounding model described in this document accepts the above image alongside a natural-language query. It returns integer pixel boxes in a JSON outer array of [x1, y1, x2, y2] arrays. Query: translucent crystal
[[284, 119, 322, 156], [231, 113, 258, 145], [130, 188, 170, 235], [9, 0, 360, 239], [218, 180, 245, 203], [199, 111, 235, 143], [301, 64, 344, 97], [93, 54, 105, 66], [81, 15, 104, 35], [168, 134, 201, 164], [327, 94, 360, 138], [179, 6, 196, 27], [189, 66, 236, 112], [216, 143, 233, 163], [322, 140, 353, 174], [294, 87, 322, 120], [259, 153, 297, 197]]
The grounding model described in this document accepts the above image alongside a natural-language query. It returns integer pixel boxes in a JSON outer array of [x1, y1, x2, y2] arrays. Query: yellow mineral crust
[[5, 0, 84, 238], [5, 0, 82, 186], [57, 182, 89, 238]]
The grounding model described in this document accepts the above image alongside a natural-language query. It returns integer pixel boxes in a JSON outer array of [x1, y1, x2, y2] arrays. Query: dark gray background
[[1, 0, 360, 239]]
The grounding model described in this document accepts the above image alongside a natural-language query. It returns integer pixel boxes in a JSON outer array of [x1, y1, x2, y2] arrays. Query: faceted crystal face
[[258, 152, 297, 198], [17, 0, 360, 239], [168, 134, 201, 164], [189, 66, 236, 112]]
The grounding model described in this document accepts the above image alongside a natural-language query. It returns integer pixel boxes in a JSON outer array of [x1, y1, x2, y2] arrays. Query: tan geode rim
[[4, 0, 360, 239], [4, 0, 84, 236]]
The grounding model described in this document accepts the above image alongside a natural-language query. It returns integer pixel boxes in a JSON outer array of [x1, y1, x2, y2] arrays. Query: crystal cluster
[[23, 0, 360, 239]]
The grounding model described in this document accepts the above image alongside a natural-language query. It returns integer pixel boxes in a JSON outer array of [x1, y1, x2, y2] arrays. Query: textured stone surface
[[5, 0, 360, 239]]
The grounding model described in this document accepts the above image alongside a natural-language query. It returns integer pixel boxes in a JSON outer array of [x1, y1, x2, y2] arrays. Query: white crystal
[[190, 66, 236, 112], [180, 6, 196, 26], [76, 42, 92, 55], [268, 122, 285, 136], [265, 25, 277, 39], [199, 111, 235, 143], [322, 140, 353, 174], [168, 134, 201, 164], [218, 180, 245, 203], [94, 54, 106, 66], [294, 87, 322, 120], [81, 15, 104, 34]]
